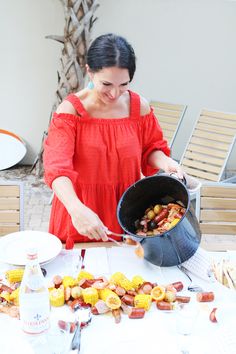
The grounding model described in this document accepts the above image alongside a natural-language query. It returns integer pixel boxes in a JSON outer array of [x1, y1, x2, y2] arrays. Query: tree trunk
[[31, 0, 99, 177]]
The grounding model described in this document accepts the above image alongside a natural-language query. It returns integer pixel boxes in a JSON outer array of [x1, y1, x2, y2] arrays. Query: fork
[[178, 265, 203, 292]]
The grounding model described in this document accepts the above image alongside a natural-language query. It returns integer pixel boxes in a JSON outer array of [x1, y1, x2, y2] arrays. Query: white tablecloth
[[1, 247, 236, 354]]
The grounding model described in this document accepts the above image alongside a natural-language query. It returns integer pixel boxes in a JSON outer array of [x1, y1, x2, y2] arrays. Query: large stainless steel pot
[[117, 174, 201, 266]]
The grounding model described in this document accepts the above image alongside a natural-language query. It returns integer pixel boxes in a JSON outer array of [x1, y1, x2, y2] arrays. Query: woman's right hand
[[52, 177, 109, 242], [70, 203, 108, 241]]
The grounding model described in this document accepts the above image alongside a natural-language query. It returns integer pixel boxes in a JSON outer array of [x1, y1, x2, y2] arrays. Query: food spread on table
[[135, 202, 186, 237], [1, 267, 216, 325]]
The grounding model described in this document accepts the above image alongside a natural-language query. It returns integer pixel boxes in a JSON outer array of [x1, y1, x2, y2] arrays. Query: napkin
[[181, 247, 212, 281]]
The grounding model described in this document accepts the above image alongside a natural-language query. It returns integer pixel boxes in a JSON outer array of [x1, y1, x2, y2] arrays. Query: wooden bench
[[0, 181, 24, 236], [196, 183, 236, 250], [150, 101, 187, 148], [180, 109, 236, 182]]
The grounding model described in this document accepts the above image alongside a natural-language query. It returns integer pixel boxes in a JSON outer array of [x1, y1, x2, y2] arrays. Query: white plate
[[0, 230, 62, 265], [0, 129, 27, 170]]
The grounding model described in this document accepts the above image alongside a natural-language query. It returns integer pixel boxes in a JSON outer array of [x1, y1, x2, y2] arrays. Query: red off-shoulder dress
[[43, 91, 170, 245]]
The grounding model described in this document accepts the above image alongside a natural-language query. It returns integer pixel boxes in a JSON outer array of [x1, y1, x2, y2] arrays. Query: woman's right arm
[[44, 100, 107, 241], [52, 176, 108, 241]]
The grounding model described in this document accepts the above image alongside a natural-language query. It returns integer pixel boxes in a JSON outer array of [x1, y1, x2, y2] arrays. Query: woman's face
[[89, 67, 130, 104]]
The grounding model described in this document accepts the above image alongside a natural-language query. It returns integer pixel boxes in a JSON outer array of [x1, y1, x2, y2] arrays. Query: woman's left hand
[[148, 150, 184, 179], [161, 157, 184, 179]]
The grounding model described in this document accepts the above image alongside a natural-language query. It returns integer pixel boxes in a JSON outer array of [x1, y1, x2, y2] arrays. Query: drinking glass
[[47, 312, 77, 354], [60, 249, 82, 277], [175, 303, 199, 353]]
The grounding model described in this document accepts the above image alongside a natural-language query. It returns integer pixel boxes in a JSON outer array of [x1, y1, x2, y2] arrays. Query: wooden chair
[[180, 109, 236, 182], [0, 181, 24, 236], [150, 101, 187, 148], [196, 183, 236, 251]]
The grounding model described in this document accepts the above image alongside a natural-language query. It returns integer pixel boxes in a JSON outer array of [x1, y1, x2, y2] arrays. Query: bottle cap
[[26, 247, 38, 260]]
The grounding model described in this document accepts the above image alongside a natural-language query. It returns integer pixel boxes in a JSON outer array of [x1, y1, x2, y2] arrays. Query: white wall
[[0, 0, 235, 171], [94, 0, 236, 169], [0, 0, 64, 164]]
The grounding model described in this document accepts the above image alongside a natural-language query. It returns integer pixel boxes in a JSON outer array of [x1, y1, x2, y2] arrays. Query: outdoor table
[[1, 243, 236, 354]]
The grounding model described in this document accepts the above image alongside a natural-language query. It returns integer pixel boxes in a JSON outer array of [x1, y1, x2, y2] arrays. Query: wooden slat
[[182, 158, 222, 174], [186, 143, 227, 158], [0, 211, 20, 223], [201, 197, 236, 209], [0, 186, 20, 197], [0, 225, 20, 236], [0, 183, 23, 236], [194, 129, 233, 143], [74, 242, 116, 249], [190, 137, 229, 151], [200, 236, 236, 251], [196, 122, 234, 136], [150, 102, 184, 111], [201, 109, 236, 121], [157, 115, 179, 124], [201, 186, 236, 198], [200, 210, 236, 222], [198, 116, 236, 129], [200, 223, 236, 234], [163, 131, 173, 138], [182, 166, 219, 181], [0, 198, 20, 210], [184, 151, 223, 166], [158, 122, 176, 131], [154, 109, 180, 118]]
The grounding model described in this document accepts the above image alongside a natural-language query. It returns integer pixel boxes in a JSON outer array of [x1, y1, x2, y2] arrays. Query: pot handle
[[169, 172, 187, 186]]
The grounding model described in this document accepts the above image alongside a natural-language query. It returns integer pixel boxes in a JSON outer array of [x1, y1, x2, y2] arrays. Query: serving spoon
[[178, 265, 203, 292]]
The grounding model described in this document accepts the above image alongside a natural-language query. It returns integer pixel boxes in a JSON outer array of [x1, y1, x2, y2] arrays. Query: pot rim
[[117, 173, 190, 239]]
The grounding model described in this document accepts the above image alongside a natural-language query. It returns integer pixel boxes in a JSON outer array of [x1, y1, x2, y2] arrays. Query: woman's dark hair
[[87, 33, 136, 81]]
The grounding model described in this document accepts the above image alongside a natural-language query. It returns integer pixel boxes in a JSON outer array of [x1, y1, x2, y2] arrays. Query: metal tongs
[[106, 230, 133, 247]]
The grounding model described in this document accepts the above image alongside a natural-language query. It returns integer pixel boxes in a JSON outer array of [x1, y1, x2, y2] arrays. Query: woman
[[43, 33, 183, 248]]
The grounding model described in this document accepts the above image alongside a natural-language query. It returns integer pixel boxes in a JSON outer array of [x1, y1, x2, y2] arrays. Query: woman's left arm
[[148, 150, 183, 179], [140, 97, 182, 178]]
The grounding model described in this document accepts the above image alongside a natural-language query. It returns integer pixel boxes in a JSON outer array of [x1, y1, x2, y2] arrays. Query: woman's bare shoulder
[[56, 100, 77, 115], [140, 95, 151, 115], [55, 89, 88, 114]]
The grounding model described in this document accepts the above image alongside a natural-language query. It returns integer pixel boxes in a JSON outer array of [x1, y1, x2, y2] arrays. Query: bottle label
[[20, 293, 50, 334]]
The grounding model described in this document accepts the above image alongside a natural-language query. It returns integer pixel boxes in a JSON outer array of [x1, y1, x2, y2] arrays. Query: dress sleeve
[[43, 113, 79, 188], [141, 108, 171, 177]]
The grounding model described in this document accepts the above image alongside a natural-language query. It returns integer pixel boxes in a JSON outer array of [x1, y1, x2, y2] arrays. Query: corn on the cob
[[0, 291, 10, 302], [134, 294, 152, 311], [109, 272, 126, 285], [49, 288, 65, 307], [71, 286, 82, 299], [77, 270, 94, 281], [62, 276, 76, 288], [132, 275, 145, 290], [99, 288, 121, 309], [169, 218, 180, 228], [82, 287, 98, 306], [9, 288, 20, 305], [5, 268, 24, 283], [119, 278, 134, 291]]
